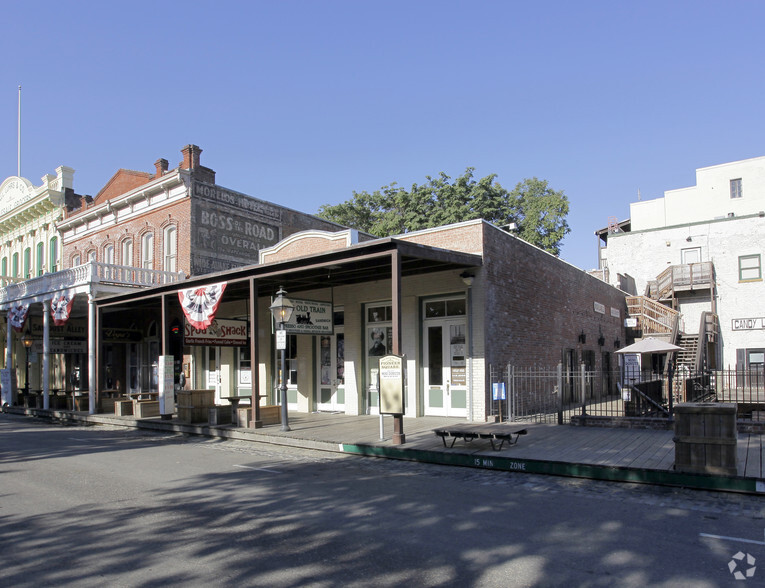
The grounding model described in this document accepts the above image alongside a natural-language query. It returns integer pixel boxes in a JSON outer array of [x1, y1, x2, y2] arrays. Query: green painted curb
[[340, 443, 762, 495]]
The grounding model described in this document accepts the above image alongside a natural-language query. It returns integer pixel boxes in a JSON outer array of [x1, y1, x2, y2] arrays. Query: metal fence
[[490, 364, 765, 424]]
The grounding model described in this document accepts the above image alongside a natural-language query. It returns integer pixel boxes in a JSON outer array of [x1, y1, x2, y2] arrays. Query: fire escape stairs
[[676, 334, 699, 371]]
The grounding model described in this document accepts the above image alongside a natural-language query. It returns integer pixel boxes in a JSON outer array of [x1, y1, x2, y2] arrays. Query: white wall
[[631, 156, 765, 231], [606, 214, 765, 367]]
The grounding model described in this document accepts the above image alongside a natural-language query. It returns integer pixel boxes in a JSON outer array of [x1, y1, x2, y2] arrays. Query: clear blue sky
[[2, 1, 764, 270]]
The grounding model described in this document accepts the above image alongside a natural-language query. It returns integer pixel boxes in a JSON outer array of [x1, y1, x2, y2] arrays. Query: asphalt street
[[1, 414, 763, 587]]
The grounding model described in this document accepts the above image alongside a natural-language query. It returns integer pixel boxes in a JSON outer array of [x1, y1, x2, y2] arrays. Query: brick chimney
[[154, 158, 169, 178], [180, 144, 202, 170]]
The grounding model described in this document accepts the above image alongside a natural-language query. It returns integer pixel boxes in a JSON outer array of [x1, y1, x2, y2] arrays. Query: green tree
[[317, 169, 570, 255]]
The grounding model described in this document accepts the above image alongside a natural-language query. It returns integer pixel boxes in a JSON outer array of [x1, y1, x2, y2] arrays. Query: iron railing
[[494, 364, 765, 424]]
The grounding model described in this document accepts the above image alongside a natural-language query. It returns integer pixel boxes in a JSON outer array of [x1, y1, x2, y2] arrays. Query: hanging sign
[[178, 281, 227, 330], [281, 298, 333, 335]]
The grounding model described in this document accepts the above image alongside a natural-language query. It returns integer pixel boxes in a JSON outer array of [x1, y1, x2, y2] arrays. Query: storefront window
[[238, 346, 251, 387], [365, 303, 392, 413]]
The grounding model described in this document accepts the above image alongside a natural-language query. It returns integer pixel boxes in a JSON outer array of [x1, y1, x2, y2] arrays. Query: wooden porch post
[[249, 278, 262, 428], [391, 249, 405, 445]]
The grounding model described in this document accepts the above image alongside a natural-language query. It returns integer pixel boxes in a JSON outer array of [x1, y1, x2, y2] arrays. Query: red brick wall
[[65, 199, 192, 274], [92, 169, 154, 206], [398, 221, 484, 254], [481, 223, 627, 370]]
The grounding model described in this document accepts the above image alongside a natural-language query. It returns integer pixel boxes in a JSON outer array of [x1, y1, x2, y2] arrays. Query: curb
[[5, 406, 764, 495]]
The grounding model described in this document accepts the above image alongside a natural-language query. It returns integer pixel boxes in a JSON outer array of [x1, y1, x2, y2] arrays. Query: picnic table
[[433, 423, 527, 451]]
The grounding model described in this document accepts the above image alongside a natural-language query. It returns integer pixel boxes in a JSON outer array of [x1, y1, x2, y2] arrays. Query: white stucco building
[[596, 155, 765, 370]]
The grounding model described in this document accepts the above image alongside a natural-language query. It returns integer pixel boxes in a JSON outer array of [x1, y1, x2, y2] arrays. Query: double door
[[424, 318, 467, 417]]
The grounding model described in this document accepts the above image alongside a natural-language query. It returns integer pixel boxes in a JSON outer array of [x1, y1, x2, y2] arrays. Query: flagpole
[[17, 84, 21, 177]]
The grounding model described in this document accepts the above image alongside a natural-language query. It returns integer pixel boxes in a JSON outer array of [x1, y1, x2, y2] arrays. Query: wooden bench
[[208, 405, 233, 426], [115, 400, 134, 416], [433, 424, 527, 451], [236, 405, 281, 427], [134, 400, 160, 419]]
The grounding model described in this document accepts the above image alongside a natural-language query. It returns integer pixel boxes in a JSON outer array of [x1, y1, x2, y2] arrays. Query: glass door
[[205, 346, 221, 398], [424, 318, 467, 417], [317, 330, 345, 412]]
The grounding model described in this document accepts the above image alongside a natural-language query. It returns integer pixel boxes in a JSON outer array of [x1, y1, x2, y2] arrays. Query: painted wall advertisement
[[191, 181, 282, 274]]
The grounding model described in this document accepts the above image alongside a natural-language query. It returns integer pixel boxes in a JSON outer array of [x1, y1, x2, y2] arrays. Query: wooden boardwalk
[[224, 412, 764, 480]]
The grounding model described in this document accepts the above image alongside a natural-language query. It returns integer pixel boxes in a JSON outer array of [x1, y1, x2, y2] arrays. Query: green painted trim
[[339, 444, 762, 495]]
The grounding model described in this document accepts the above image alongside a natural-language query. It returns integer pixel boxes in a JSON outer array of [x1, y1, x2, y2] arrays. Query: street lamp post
[[269, 287, 294, 432], [21, 332, 33, 395]]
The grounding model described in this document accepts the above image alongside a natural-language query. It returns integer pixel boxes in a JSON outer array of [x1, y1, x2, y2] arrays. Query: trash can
[[674, 403, 737, 476]]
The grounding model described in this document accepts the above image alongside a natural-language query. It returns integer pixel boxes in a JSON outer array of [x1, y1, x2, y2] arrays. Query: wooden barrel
[[674, 403, 737, 476]]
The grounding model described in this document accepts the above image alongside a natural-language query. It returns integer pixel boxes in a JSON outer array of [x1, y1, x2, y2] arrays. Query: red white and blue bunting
[[51, 291, 75, 326], [8, 303, 29, 333], [178, 282, 227, 330]]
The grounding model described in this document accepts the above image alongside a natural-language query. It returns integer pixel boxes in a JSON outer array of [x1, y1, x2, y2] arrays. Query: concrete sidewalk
[[5, 407, 765, 495]]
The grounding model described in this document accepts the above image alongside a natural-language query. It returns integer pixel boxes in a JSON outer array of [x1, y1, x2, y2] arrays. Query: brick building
[[58, 144, 345, 276], [95, 219, 628, 423], [0, 145, 349, 410]]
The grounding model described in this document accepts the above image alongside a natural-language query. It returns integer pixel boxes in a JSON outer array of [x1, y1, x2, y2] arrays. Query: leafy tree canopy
[[317, 168, 570, 255]]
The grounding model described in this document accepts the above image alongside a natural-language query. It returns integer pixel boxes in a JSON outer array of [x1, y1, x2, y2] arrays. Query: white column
[[5, 314, 12, 370], [43, 300, 50, 410], [88, 293, 96, 414]]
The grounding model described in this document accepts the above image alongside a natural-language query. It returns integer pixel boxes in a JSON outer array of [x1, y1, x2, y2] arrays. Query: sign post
[[158, 355, 175, 419], [379, 354, 406, 445], [1, 368, 16, 407]]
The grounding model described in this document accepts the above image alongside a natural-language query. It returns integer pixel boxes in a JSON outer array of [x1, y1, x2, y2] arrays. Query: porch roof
[[96, 237, 483, 311]]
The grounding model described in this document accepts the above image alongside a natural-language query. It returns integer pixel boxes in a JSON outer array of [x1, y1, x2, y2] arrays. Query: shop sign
[[33, 339, 87, 354], [102, 328, 143, 342], [732, 317, 765, 331], [184, 318, 248, 346], [30, 318, 86, 338], [283, 299, 333, 335]]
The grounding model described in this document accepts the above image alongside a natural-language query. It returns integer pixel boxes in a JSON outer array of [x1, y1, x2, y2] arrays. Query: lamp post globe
[[269, 287, 294, 431]]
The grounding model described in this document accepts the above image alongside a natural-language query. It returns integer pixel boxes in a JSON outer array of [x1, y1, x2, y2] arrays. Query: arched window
[[104, 244, 114, 265], [36, 242, 44, 276], [49, 237, 58, 272], [72, 254, 81, 267], [121, 238, 133, 266], [23, 247, 31, 279], [87, 250, 96, 262], [142, 233, 154, 269], [163, 226, 177, 272]]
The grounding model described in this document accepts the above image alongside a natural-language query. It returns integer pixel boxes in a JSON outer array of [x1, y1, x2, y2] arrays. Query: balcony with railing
[[653, 262, 714, 300], [626, 295, 680, 335], [0, 261, 186, 305]]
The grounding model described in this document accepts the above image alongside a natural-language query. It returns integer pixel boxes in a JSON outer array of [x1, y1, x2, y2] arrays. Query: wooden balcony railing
[[626, 295, 680, 335], [655, 262, 714, 299]]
